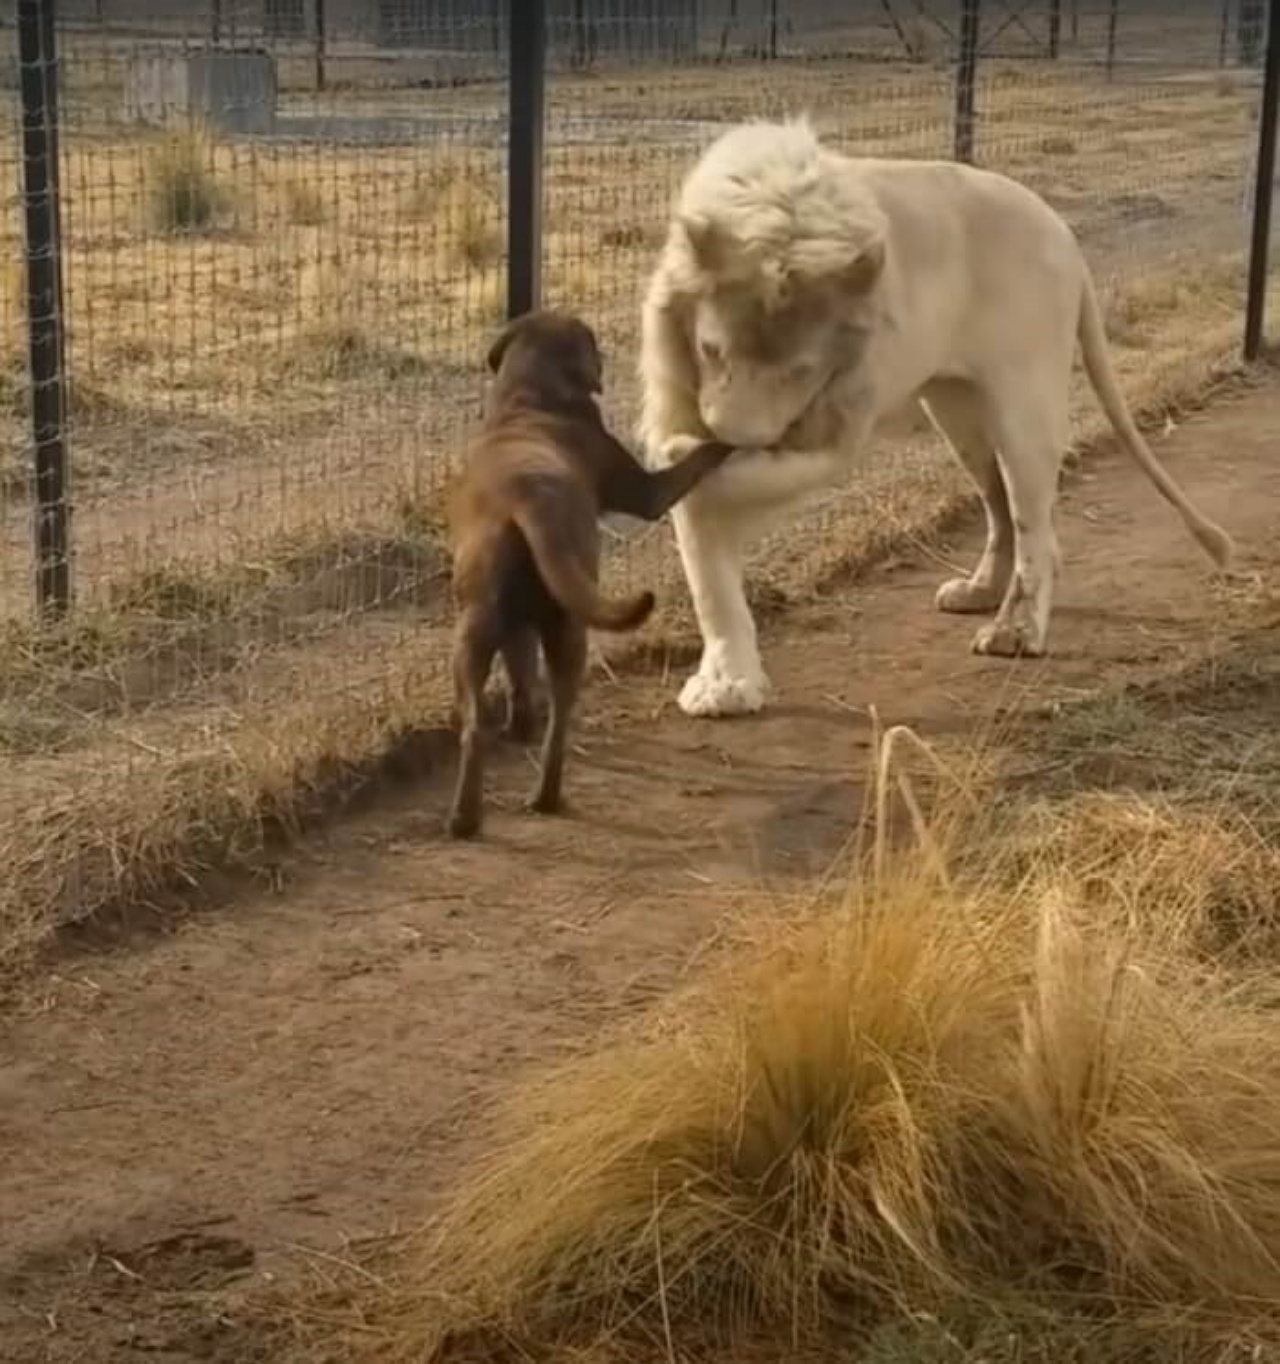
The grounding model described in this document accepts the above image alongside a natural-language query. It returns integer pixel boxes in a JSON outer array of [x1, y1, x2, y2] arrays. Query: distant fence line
[[8, 0, 1280, 619], [10, 1, 1275, 66]]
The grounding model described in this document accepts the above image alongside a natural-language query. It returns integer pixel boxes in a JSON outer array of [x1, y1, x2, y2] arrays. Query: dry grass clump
[[1002, 794, 1280, 966], [435, 177, 504, 271], [145, 128, 231, 235], [333, 749, 1280, 1364], [283, 178, 328, 227], [281, 257, 430, 384]]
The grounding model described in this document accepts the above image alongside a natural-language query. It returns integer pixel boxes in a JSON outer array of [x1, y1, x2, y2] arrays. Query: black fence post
[[18, 0, 71, 619], [1105, 0, 1120, 78], [1048, 0, 1061, 57], [1240, 0, 1266, 64], [507, 0, 546, 319], [953, 0, 981, 164], [1244, 0, 1280, 360], [314, 0, 326, 92]]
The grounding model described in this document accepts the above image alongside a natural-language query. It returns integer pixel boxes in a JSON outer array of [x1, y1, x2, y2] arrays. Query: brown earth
[[2, 379, 1279, 1363]]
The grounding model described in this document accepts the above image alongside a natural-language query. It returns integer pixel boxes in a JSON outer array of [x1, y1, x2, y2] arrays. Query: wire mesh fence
[[0, 0, 1273, 955]]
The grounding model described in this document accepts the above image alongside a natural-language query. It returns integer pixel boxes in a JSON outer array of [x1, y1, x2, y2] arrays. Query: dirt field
[[1, 374, 1277, 1364]]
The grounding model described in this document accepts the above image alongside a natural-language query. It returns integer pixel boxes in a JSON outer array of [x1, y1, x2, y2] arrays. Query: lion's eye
[[699, 340, 723, 366]]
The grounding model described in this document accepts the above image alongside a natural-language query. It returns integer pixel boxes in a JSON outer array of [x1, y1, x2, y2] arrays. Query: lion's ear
[[841, 235, 886, 294], [681, 213, 727, 271]]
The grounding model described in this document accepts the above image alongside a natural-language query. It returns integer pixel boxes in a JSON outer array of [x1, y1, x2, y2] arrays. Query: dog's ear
[[486, 315, 525, 374], [571, 322, 604, 395]]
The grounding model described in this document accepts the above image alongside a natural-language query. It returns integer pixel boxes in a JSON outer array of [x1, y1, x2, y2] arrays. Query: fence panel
[[0, 0, 1272, 952], [0, 2, 508, 937]]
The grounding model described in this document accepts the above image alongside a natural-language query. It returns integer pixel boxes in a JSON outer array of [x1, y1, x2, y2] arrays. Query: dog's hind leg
[[500, 627, 539, 742], [447, 608, 499, 839], [528, 612, 587, 815]]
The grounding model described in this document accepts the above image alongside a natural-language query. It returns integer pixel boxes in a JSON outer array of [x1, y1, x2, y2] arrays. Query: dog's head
[[486, 310, 604, 408]]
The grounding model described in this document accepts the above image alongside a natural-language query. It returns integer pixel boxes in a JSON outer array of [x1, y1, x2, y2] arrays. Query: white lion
[[638, 117, 1233, 718]]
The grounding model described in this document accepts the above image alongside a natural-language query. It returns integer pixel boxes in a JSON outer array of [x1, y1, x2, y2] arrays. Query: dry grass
[[276, 733, 1280, 1364], [144, 128, 232, 235]]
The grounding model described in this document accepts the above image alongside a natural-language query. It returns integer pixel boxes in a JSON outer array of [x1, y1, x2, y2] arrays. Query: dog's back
[[450, 394, 655, 635]]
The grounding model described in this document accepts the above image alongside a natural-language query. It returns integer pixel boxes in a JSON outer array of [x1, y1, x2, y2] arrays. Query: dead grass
[[144, 128, 231, 235], [284, 178, 328, 228], [273, 732, 1280, 1364]]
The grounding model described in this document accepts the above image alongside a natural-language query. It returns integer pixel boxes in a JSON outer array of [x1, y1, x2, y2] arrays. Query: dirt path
[[2, 380, 1279, 1363]]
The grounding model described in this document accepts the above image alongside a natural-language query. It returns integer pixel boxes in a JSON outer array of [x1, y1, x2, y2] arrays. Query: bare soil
[[2, 381, 1280, 1363]]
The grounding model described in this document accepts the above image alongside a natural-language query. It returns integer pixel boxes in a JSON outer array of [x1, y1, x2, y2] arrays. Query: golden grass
[[144, 128, 232, 235], [277, 735, 1280, 1364]]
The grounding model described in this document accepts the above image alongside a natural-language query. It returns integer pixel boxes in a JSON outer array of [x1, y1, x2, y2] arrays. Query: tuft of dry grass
[[145, 128, 230, 235], [1005, 793, 1280, 966], [283, 177, 328, 227], [405, 157, 505, 270], [1037, 133, 1078, 155], [288, 738, 1280, 1364], [281, 256, 431, 384]]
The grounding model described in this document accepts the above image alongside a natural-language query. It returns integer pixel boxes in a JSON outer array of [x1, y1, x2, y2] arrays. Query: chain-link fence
[[0, 0, 1274, 958]]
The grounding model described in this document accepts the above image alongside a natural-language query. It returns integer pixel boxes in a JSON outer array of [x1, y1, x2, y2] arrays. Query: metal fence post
[[1048, 0, 1061, 58], [953, 0, 981, 164], [18, 0, 71, 618], [507, 0, 547, 319], [314, 0, 326, 92], [1241, 0, 1266, 64], [1244, 0, 1280, 360], [1106, 0, 1120, 79]]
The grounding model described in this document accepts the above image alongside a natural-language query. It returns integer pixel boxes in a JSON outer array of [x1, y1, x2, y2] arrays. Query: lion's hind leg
[[920, 378, 1013, 616], [970, 375, 1069, 659]]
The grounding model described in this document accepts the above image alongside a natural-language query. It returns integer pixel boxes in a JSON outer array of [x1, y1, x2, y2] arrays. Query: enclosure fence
[[1, 0, 1277, 945]]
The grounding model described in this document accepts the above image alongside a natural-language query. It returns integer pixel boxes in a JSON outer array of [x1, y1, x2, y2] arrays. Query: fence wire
[[0, 0, 1270, 943]]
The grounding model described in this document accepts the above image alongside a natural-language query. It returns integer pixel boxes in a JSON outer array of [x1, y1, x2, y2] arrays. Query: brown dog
[[446, 309, 734, 839]]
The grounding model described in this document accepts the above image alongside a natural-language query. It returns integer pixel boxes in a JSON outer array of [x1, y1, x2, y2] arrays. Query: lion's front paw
[[935, 575, 1005, 616], [678, 666, 769, 718], [971, 619, 1048, 659]]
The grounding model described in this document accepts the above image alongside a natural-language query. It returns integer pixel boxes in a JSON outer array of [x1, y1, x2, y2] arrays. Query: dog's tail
[[512, 501, 656, 633]]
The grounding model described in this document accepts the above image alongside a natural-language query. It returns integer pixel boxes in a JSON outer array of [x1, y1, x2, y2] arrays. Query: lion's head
[[641, 119, 887, 451]]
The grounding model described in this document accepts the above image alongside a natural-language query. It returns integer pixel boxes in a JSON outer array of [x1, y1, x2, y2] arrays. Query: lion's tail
[[511, 500, 656, 633], [1077, 269, 1233, 569]]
